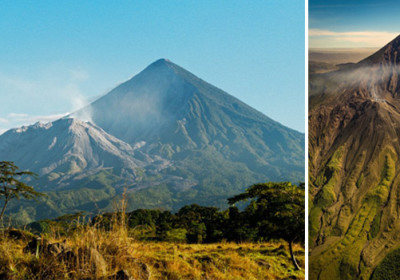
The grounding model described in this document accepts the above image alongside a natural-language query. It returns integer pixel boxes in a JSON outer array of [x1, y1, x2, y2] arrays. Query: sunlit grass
[[0, 226, 305, 279], [0, 196, 304, 279]]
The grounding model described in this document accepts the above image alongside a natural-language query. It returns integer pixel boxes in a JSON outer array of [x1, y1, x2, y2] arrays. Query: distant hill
[[0, 59, 304, 224], [309, 48, 377, 64]]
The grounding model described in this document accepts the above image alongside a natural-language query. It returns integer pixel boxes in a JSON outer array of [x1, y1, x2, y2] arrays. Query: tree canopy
[[228, 181, 305, 270], [0, 161, 44, 221], [228, 181, 305, 243], [31, 181, 305, 269]]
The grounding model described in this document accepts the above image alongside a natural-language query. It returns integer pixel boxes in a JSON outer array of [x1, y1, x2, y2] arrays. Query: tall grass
[[0, 194, 304, 279]]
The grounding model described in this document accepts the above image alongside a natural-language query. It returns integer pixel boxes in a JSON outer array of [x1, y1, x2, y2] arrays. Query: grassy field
[[0, 221, 304, 279]]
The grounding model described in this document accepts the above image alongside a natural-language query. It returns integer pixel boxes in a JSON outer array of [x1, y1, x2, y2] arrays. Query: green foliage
[[224, 206, 258, 242], [315, 174, 327, 187], [326, 147, 343, 172], [368, 212, 382, 240], [176, 204, 227, 243], [31, 181, 304, 252], [0, 161, 44, 220], [371, 247, 400, 280], [310, 151, 397, 279], [228, 181, 305, 270], [165, 228, 187, 242], [313, 147, 344, 208], [309, 206, 322, 241], [356, 173, 364, 188], [28, 211, 85, 235], [129, 225, 156, 240], [228, 181, 305, 243], [365, 155, 394, 205], [28, 219, 53, 234], [314, 183, 336, 208], [3, 142, 302, 225]]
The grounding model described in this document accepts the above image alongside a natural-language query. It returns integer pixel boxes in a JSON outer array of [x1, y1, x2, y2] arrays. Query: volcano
[[0, 59, 304, 224], [309, 35, 400, 279], [74, 58, 304, 177]]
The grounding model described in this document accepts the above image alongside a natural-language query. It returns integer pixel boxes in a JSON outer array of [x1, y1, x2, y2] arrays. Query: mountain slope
[[0, 118, 186, 224], [0, 59, 304, 224], [75, 59, 304, 181], [0, 118, 145, 189], [309, 35, 400, 279]]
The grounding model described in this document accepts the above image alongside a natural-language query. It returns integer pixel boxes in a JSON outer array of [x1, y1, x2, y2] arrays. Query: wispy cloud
[[310, 4, 382, 9], [0, 118, 9, 124], [0, 112, 69, 135], [0, 65, 95, 131], [0, 73, 37, 92], [8, 113, 29, 118], [70, 68, 89, 82], [6, 112, 69, 124], [309, 29, 399, 48]]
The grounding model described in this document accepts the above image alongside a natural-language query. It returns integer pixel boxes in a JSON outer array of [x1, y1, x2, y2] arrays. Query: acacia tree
[[0, 161, 44, 221], [228, 181, 305, 270]]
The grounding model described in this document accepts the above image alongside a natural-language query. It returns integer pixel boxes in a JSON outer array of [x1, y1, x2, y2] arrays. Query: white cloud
[[0, 64, 94, 130], [4, 112, 69, 127], [0, 112, 68, 135], [26, 113, 70, 123], [8, 113, 29, 118], [70, 68, 89, 81], [0, 118, 9, 124], [309, 29, 399, 48], [0, 74, 37, 93]]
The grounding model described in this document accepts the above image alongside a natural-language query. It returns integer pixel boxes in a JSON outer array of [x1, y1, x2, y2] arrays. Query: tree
[[0, 161, 44, 221], [225, 206, 258, 242], [176, 204, 227, 243], [228, 182, 305, 270]]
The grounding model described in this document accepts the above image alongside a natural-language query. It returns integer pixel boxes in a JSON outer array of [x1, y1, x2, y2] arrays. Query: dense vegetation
[[1, 163, 304, 278], [371, 247, 400, 280], [27, 182, 304, 273], [29, 182, 304, 245], [0, 182, 304, 279]]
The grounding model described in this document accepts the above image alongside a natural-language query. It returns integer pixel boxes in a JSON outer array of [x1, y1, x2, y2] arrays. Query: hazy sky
[[0, 1, 305, 134], [309, 0, 400, 48]]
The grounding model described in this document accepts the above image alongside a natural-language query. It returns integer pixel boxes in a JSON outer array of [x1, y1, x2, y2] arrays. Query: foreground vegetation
[[1, 162, 304, 279], [0, 215, 304, 279], [28, 182, 304, 270]]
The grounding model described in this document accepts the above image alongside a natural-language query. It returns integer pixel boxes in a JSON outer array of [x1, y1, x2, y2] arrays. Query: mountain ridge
[[358, 34, 400, 66], [0, 59, 304, 225], [75, 58, 298, 143], [309, 34, 400, 279], [74, 58, 304, 178]]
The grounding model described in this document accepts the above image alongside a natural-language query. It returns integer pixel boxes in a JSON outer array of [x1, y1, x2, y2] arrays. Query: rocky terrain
[[309, 34, 400, 279], [0, 59, 304, 224]]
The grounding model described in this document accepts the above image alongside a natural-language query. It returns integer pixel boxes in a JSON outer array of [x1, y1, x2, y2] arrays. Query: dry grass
[[128, 242, 305, 279], [0, 224, 305, 279], [0, 197, 304, 279]]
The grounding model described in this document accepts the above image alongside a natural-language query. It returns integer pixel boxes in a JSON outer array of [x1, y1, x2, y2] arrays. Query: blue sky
[[309, 0, 400, 48], [0, 0, 305, 133]]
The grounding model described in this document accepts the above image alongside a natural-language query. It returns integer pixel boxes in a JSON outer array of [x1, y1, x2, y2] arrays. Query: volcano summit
[[0, 59, 304, 224], [309, 35, 400, 279]]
